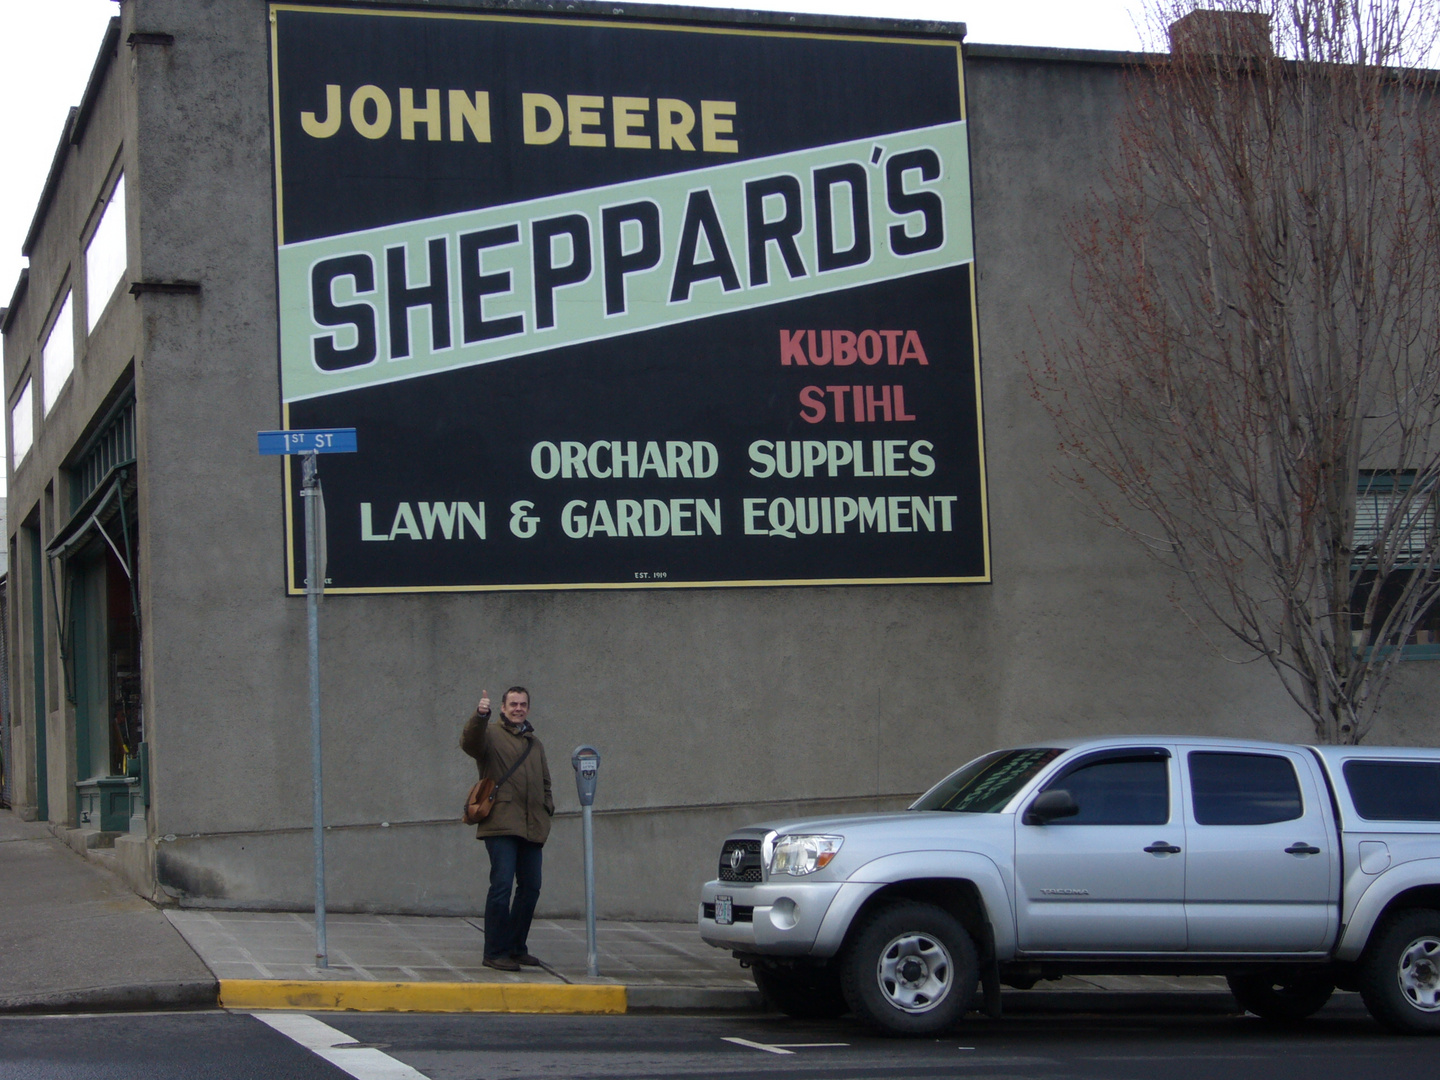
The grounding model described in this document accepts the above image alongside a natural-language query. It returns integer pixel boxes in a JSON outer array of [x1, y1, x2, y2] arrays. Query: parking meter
[[572, 745, 601, 806], [571, 745, 601, 974]]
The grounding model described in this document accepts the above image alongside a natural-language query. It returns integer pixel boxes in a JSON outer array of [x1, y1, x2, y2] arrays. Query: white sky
[[0, 0, 1145, 495], [0, 0, 1147, 301]]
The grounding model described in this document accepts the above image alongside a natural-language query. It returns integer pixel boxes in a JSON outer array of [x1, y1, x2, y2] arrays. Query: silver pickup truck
[[698, 737, 1440, 1035]]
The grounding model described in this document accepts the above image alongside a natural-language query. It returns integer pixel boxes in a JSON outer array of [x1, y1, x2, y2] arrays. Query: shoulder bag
[[463, 737, 534, 825]]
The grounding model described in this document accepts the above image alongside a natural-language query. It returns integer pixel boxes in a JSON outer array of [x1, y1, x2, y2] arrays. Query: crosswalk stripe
[[252, 1012, 431, 1079]]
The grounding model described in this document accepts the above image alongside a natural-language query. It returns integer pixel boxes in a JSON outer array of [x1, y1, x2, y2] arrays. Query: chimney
[[1168, 9, 1274, 57]]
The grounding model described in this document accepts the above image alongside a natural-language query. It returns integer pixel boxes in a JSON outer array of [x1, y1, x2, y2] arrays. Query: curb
[[218, 979, 627, 1014], [627, 986, 763, 1011], [0, 982, 1271, 1018], [0, 980, 219, 1014]]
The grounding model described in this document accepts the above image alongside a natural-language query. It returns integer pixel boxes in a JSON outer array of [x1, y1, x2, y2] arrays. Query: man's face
[[502, 692, 530, 724]]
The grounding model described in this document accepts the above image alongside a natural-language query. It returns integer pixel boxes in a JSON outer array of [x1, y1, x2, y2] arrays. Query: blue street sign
[[257, 428, 358, 455]]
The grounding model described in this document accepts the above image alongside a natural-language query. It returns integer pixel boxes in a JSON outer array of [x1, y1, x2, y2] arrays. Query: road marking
[[253, 1012, 431, 1079], [722, 1037, 850, 1054], [722, 1036, 795, 1055]]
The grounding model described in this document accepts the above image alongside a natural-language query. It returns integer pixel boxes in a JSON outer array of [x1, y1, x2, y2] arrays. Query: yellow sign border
[[268, 2, 989, 595]]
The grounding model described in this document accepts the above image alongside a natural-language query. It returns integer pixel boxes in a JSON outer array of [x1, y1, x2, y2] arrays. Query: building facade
[[3, 0, 1436, 921]]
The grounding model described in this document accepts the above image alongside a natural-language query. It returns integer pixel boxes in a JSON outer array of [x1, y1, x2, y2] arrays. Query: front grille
[[703, 902, 754, 923], [718, 838, 763, 882]]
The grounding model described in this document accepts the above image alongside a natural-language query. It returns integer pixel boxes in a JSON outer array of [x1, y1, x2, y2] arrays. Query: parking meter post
[[571, 746, 601, 978], [302, 451, 328, 968], [583, 804, 597, 976]]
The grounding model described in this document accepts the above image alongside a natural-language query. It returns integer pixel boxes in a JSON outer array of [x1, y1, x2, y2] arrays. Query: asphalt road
[[0, 997, 1429, 1080]]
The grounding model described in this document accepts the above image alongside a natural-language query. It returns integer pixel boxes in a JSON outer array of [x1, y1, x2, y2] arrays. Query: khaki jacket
[[461, 710, 554, 844]]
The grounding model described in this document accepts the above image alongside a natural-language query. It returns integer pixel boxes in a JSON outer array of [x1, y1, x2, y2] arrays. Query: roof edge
[[72, 17, 123, 144], [20, 16, 121, 259], [1, 271, 29, 335], [317, 0, 965, 39], [963, 39, 1440, 77], [20, 108, 77, 259], [965, 42, 1157, 64]]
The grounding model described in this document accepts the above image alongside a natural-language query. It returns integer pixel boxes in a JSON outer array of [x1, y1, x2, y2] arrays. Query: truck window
[[1044, 755, 1170, 825], [1188, 752, 1302, 825], [1343, 760, 1440, 821], [911, 748, 1062, 813]]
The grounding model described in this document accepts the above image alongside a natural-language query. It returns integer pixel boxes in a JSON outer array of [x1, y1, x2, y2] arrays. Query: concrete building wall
[[5, 1, 1436, 922], [4, 17, 139, 830]]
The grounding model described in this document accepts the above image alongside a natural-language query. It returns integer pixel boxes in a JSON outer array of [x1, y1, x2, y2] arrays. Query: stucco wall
[[6, 1, 1435, 921]]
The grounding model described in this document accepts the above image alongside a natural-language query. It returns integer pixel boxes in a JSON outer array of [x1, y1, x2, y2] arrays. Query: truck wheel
[[1226, 971, 1334, 1022], [1359, 908, 1440, 1034], [752, 962, 848, 1019], [840, 900, 978, 1036]]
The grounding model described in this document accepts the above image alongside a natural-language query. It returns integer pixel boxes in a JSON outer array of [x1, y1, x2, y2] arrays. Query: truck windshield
[[911, 748, 1063, 813]]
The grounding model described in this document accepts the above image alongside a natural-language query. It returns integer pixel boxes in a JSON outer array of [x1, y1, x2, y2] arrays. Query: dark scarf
[[501, 718, 534, 737]]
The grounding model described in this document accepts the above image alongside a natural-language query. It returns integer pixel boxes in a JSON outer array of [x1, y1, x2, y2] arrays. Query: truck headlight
[[770, 834, 843, 876]]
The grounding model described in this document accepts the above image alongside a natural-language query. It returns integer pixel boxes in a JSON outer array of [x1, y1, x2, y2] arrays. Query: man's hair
[[502, 686, 530, 707]]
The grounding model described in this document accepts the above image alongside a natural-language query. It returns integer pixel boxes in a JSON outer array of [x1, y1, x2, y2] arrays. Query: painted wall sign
[[269, 2, 988, 591]]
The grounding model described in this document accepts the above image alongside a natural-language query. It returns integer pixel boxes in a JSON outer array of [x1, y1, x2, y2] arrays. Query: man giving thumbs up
[[461, 686, 554, 972]]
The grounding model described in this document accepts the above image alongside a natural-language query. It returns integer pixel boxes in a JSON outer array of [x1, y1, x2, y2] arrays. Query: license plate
[[715, 894, 734, 925]]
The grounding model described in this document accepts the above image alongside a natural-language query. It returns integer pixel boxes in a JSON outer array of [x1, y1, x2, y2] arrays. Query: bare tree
[[1033, 1, 1440, 743]]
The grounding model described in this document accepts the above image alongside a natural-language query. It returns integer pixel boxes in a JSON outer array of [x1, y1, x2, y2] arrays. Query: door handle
[[1285, 843, 1321, 855], [1144, 842, 1182, 854]]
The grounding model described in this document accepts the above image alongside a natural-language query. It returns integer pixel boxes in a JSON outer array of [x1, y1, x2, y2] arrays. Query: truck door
[[1015, 747, 1187, 953], [1181, 748, 1337, 953]]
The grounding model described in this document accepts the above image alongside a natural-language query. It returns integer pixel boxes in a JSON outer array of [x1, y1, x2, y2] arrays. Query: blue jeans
[[483, 836, 543, 959]]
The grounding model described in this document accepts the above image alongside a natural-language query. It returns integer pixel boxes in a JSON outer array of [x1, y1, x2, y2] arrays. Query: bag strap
[[492, 736, 534, 793]]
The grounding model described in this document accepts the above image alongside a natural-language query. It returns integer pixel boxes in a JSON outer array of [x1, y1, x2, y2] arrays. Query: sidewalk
[[0, 808, 1233, 1015], [0, 807, 760, 1013], [164, 908, 758, 1012], [0, 810, 215, 1012], [167, 908, 1233, 1014]]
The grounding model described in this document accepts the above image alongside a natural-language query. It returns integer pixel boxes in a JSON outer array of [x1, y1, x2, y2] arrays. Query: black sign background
[[270, 4, 988, 591]]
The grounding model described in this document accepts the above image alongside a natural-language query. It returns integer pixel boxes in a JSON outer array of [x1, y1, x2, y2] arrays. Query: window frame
[[1352, 470, 1440, 660], [41, 289, 75, 415], [10, 377, 34, 467], [1342, 759, 1440, 823], [1186, 750, 1305, 827], [1036, 746, 1173, 827], [85, 171, 127, 333]]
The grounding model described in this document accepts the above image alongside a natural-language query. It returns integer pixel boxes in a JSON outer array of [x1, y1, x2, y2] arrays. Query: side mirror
[[1023, 788, 1079, 826]]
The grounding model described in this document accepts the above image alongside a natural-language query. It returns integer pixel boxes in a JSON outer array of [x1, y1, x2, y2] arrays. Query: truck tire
[[752, 962, 848, 1019], [1359, 908, 1440, 1034], [1226, 970, 1334, 1022], [840, 900, 978, 1036]]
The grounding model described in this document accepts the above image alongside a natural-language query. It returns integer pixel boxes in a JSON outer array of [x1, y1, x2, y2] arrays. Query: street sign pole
[[301, 450, 327, 967], [258, 428, 356, 970]]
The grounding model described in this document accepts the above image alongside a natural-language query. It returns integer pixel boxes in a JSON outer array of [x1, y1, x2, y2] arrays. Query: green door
[[71, 545, 111, 784], [70, 540, 141, 832], [27, 528, 47, 822]]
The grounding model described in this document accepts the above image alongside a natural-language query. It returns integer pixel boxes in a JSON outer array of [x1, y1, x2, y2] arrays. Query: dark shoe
[[483, 955, 521, 972], [512, 953, 543, 967]]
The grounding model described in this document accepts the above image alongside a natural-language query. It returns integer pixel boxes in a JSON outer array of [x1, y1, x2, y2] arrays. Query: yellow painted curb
[[219, 979, 627, 1014]]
